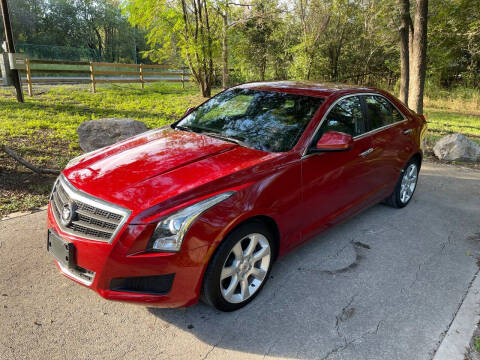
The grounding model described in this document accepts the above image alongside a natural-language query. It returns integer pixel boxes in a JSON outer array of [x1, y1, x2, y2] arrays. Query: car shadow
[[147, 202, 388, 359]]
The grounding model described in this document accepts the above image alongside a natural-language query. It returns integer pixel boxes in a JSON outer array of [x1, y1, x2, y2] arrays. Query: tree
[[408, 0, 428, 114], [0, 0, 143, 63], [395, 0, 428, 114], [219, 1, 229, 89], [126, 0, 219, 97], [428, 0, 480, 87], [296, 0, 330, 80], [398, 0, 412, 104], [231, 0, 288, 82]]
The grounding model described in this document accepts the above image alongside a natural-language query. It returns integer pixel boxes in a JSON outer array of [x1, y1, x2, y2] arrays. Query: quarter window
[[318, 96, 365, 138], [364, 95, 405, 130]]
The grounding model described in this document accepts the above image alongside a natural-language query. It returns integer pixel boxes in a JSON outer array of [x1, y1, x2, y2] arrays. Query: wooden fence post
[[25, 59, 33, 97], [182, 67, 185, 89], [140, 63, 144, 89], [89, 62, 96, 93]]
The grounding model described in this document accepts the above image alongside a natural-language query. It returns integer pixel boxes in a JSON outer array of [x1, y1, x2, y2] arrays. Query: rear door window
[[364, 95, 405, 131]]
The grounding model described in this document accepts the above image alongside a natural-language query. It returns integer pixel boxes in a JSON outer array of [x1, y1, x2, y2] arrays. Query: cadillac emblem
[[61, 202, 76, 226]]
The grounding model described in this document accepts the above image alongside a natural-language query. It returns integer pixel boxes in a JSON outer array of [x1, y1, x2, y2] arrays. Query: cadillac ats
[[47, 81, 427, 311]]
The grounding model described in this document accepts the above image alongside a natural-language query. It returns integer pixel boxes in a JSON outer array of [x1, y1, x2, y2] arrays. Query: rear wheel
[[385, 159, 419, 208], [201, 221, 274, 312]]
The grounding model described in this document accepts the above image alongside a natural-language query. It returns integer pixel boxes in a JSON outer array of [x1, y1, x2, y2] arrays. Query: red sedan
[[47, 81, 427, 311]]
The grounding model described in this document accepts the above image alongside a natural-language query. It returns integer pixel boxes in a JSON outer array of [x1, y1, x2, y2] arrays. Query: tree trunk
[[408, 0, 428, 114], [203, 0, 214, 97], [398, 0, 411, 104], [221, 4, 229, 89]]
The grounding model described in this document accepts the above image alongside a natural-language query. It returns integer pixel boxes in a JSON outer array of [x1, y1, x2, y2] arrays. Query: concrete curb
[[0, 206, 47, 221], [433, 271, 480, 360]]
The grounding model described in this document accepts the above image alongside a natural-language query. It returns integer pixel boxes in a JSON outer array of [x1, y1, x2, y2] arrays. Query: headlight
[[147, 191, 235, 252]]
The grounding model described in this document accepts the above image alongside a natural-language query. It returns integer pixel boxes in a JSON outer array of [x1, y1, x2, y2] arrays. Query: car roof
[[235, 81, 379, 98]]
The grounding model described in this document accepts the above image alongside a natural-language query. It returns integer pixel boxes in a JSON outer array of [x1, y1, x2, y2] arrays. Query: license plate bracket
[[47, 229, 76, 269]]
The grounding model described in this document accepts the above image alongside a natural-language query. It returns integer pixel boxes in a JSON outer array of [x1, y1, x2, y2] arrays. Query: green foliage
[[232, 0, 282, 81], [124, 0, 183, 65], [122, 0, 403, 88], [0, 0, 146, 63], [428, 0, 480, 87], [475, 337, 480, 352], [125, 0, 221, 96], [2, 0, 480, 89]]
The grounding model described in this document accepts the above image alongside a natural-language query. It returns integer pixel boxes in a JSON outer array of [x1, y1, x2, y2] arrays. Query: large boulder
[[77, 118, 148, 152], [433, 133, 480, 162]]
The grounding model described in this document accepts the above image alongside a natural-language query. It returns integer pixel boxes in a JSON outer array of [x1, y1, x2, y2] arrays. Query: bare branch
[[1, 145, 60, 175]]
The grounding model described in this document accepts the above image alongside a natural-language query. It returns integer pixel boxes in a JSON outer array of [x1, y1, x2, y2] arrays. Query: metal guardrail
[[19, 59, 190, 96]]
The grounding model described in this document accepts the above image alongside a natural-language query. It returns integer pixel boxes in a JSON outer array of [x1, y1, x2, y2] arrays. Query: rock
[[433, 133, 480, 162], [77, 118, 148, 152]]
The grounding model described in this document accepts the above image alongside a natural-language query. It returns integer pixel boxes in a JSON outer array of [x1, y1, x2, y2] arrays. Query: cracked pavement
[[1, 161, 480, 360]]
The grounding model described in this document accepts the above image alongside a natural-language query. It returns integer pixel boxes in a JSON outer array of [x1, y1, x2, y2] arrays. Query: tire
[[201, 221, 275, 312], [384, 158, 419, 208]]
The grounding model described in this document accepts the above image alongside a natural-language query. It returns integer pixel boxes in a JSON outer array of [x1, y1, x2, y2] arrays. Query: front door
[[299, 95, 377, 242]]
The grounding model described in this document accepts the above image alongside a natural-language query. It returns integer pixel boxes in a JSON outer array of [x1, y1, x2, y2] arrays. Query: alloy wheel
[[400, 163, 418, 204], [220, 233, 271, 304]]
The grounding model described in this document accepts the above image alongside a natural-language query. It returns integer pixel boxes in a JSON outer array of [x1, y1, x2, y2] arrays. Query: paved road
[[1, 161, 479, 360]]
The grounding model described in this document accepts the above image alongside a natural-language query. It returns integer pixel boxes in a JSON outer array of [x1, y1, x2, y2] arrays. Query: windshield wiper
[[200, 132, 248, 147], [174, 124, 205, 133], [174, 124, 248, 147]]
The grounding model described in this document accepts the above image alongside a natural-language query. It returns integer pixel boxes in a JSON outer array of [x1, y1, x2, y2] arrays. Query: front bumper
[[47, 203, 209, 307]]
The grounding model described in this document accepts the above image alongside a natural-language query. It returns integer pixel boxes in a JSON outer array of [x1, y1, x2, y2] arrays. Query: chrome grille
[[50, 176, 130, 242]]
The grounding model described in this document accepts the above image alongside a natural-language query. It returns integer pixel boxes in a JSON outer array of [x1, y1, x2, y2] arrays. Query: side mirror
[[184, 107, 195, 117], [312, 131, 353, 152]]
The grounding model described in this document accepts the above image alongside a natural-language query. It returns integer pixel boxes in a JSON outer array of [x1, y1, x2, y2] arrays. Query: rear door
[[362, 95, 416, 190]]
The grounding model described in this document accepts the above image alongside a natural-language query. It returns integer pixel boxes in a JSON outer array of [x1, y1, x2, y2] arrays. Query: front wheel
[[385, 159, 419, 208], [201, 221, 274, 312]]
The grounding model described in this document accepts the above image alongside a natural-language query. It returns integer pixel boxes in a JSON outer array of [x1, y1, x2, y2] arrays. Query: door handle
[[360, 148, 374, 157], [403, 128, 413, 135]]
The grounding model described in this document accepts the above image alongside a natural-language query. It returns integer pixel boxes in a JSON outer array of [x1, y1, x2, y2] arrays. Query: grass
[[423, 108, 480, 147], [0, 82, 204, 144], [0, 82, 479, 216], [424, 86, 480, 147], [0, 82, 207, 217]]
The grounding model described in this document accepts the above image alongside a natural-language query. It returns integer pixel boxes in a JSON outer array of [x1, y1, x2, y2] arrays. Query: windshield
[[176, 88, 324, 152]]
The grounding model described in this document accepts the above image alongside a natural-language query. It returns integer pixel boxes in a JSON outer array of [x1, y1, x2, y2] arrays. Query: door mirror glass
[[314, 131, 353, 152]]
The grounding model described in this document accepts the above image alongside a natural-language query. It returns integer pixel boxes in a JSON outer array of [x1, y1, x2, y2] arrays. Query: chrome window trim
[[352, 118, 408, 140], [58, 261, 94, 286], [52, 175, 131, 243], [302, 92, 408, 157]]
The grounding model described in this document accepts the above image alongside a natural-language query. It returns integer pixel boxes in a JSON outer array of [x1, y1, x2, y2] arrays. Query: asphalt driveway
[[1, 161, 479, 360]]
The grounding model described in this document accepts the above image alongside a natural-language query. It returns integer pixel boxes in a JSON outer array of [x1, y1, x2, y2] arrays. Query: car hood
[[64, 127, 278, 215]]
